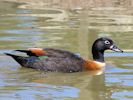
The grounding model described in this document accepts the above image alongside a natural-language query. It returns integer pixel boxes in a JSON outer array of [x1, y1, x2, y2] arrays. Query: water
[[0, 0, 133, 100]]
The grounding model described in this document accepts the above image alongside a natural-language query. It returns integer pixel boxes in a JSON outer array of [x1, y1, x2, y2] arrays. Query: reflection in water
[[0, 0, 133, 100], [0, 83, 80, 100]]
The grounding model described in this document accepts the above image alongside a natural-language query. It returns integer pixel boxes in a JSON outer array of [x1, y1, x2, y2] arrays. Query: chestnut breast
[[83, 60, 105, 70]]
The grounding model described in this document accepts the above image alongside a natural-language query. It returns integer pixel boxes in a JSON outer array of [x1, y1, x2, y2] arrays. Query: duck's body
[[5, 37, 123, 72]]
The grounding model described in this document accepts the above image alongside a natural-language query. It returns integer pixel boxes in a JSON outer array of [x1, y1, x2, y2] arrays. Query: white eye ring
[[105, 40, 110, 44]]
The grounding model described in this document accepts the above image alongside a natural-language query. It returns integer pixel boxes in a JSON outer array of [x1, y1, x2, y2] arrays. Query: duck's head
[[92, 37, 123, 62]]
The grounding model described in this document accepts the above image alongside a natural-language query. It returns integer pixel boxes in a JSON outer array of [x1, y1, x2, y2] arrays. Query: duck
[[4, 37, 123, 72]]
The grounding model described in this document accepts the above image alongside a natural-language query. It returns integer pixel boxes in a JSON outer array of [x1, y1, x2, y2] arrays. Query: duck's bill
[[110, 45, 123, 52]]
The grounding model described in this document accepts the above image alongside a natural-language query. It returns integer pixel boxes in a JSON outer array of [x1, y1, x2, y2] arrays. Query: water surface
[[0, 1, 133, 100]]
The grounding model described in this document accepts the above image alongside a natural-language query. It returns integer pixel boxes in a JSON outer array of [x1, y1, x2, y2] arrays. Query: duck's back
[[34, 48, 84, 72], [44, 48, 79, 58]]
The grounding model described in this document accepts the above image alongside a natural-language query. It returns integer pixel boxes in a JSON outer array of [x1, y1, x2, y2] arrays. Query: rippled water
[[0, 1, 133, 100]]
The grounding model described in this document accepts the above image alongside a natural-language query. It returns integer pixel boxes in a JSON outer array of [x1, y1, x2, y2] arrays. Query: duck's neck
[[92, 48, 105, 62]]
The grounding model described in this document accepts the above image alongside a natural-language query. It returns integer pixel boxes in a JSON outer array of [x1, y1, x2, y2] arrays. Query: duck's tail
[[4, 53, 28, 66], [15, 50, 29, 53]]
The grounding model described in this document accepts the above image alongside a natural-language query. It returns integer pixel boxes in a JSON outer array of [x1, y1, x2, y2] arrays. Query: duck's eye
[[105, 40, 110, 45]]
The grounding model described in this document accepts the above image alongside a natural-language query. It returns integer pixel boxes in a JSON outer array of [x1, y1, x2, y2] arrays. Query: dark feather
[[15, 50, 37, 56], [5, 49, 85, 72]]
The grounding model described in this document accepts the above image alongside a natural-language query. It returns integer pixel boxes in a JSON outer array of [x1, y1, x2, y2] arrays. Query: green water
[[0, 1, 133, 100]]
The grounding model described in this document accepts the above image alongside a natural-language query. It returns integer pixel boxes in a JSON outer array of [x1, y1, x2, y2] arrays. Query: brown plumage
[[83, 60, 105, 70], [5, 37, 123, 72], [29, 48, 45, 56]]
